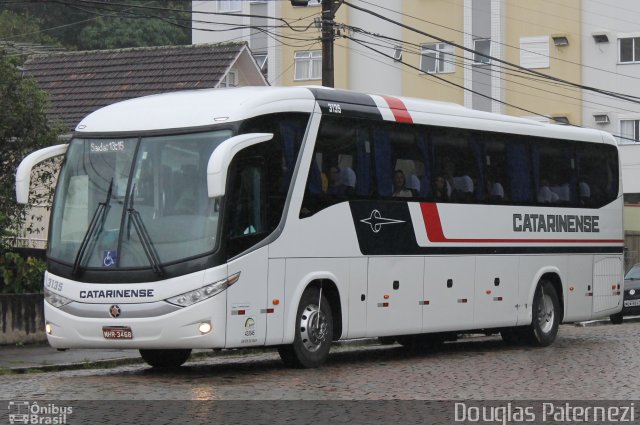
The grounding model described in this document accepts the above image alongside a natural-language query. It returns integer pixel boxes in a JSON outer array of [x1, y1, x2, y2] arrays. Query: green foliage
[[0, 10, 59, 47], [1, 2, 191, 50], [77, 15, 189, 50], [0, 50, 63, 252], [0, 252, 46, 294]]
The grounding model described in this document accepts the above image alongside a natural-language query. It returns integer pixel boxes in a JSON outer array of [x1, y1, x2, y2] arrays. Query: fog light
[[45, 323, 52, 335], [198, 322, 212, 334]]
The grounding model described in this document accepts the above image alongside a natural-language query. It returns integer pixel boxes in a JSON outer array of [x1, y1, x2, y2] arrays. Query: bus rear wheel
[[526, 280, 560, 346], [278, 287, 333, 368], [139, 349, 192, 368]]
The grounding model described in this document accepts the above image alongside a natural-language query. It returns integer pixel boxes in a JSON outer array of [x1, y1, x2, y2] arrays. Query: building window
[[294, 50, 322, 80], [218, 1, 242, 12], [473, 39, 491, 64], [420, 42, 455, 74], [254, 53, 268, 74], [619, 37, 640, 63], [222, 70, 238, 88], [520, 36, 549, 69], [620, 119, 640, 143]]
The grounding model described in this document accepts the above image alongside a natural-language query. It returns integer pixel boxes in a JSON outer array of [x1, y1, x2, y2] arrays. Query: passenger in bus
[[406, 174, 421, 196], [537, 179, 559, 203], [392, 170, 413, 197], [550, 183, 570, 202], [432, 175, 449, 202], [326, 165, 347, 195], [578, 182, 591, 205], [341, 167, 356, 195]]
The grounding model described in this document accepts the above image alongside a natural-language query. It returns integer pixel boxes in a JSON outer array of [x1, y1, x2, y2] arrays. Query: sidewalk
[[1, 317, 638, 374]]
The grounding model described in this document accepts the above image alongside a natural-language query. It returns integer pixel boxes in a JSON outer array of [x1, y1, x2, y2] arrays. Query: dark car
[[611, 263, 640, 324]]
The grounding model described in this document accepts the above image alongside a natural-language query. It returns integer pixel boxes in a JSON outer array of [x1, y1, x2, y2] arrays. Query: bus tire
[[500, 327, 528, 345], [278, 287, 333, 368], [139, 349, 192, 368], [610, 313, 624, 325], [527, 280, 560, 347]]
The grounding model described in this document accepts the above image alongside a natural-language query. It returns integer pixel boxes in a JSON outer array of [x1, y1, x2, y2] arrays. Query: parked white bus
[[16, 87, 624, 368]]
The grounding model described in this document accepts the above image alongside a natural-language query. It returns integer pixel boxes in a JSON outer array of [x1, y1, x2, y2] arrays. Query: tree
[[0, 49, 63, 253], [0, 1, 191, 50], [77, 15, 189, 50]]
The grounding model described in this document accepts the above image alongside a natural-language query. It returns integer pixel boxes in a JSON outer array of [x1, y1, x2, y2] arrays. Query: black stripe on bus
[[309, 88, 383, 121], [349, 202, 623, 256]]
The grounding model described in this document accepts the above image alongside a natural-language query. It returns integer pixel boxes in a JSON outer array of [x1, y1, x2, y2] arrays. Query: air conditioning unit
[[591, 32, 609, 44], [593, 114, 610, 124]]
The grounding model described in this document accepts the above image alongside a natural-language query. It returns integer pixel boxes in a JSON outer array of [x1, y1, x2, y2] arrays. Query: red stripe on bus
[[381, 95, 413, 123], [419, 202, 624, 244]]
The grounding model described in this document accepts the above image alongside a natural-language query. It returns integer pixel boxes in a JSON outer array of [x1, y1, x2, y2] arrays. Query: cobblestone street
[[2, 323, 638, 401]]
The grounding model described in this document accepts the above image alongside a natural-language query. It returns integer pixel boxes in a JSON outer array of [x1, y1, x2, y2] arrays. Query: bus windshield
[[49, 130, 233, 271]]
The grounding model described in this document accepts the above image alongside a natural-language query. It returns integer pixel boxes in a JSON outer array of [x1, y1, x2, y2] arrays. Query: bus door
[[366, 257, 423, 337], [592, 256, 623, 314], [224, 158, 268, 347]]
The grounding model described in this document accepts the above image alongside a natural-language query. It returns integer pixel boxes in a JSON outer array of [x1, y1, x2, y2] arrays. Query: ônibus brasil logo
[[8, 401, 73, 424]]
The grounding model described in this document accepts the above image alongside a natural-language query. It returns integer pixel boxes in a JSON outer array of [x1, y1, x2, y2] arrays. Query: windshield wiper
[[127, 184, 165, 277], [72, 178, 113, 277]]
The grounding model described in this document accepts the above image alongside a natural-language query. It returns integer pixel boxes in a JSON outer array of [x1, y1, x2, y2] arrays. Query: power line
[[356, 0, 640, 83], [342, 34, 639, 143], [341, 0, 640, 105]]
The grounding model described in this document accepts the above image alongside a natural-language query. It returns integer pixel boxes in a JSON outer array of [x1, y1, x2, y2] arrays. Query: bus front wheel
[[527, 280, 560, 346], [278, 287, 333, 368], [139, 349, 192, 368]]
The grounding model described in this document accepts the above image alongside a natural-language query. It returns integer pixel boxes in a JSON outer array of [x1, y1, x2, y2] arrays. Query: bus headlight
[[44, 288, 73, 308], [166, 272, 240, 307]]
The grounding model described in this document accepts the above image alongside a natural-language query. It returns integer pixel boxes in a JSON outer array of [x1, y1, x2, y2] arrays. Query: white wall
[[581, 0, 640, 194], [346, 0, 402, 95]]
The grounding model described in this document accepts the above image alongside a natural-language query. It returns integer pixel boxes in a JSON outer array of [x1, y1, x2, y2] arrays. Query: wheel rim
[[537, 291, 555, 334], [299, 304, 328, 352]]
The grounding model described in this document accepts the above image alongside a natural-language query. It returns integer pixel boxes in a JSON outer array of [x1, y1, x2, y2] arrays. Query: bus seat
[[341, 167, 356, 193]]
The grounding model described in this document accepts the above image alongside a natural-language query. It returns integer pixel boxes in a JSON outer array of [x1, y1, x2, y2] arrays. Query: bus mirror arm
[[15, 144, 69, 204], [207, 133, 274, 197]]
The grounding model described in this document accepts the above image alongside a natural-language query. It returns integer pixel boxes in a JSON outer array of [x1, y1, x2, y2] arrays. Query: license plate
[[624, 299, 640, 308], [102, 326, 133, 339]]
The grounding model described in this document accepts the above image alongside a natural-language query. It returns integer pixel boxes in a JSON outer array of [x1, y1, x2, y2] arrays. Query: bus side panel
[[564, 255, 594, 322], [265, 258, 286, 345], [474, 256, 519, 328], [366, 257, 423, 337], [515, 256, 568, 326], [423, 256, 475, 332], [225, 246, 268, 348], [346, 257, 368, 339]]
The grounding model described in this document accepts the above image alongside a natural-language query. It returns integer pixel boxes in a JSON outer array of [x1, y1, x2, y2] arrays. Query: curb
[[3, 338, 381, 374], [574, 315, 640, 327]]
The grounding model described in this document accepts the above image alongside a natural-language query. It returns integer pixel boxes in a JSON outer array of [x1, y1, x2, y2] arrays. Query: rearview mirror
[[207, 133, 273, 197], [15, 144, 69, 204]]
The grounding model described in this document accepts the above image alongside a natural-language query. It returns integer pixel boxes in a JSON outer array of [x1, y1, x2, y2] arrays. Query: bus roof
[[75, 86, 615, 145]]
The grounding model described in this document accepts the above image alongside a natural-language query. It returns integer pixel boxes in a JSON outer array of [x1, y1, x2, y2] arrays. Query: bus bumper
[[44, 296, 227, 350]]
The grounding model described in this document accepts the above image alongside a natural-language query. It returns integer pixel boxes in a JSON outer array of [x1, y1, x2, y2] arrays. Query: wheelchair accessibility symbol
[[102, 250, 117, 267]]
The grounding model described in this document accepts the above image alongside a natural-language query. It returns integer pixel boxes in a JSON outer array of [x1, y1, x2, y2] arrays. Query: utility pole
[[321, 0, 335, 88], [291, 0, 342, 88]]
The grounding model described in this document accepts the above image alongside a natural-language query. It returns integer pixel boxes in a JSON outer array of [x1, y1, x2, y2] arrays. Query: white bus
[[16, 87, 624, 368]]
